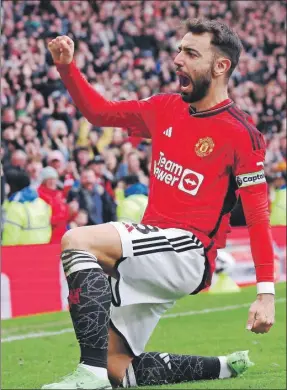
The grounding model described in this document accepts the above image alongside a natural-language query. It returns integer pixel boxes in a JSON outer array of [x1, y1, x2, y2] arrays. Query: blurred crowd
[[1, 0, 286, 245]]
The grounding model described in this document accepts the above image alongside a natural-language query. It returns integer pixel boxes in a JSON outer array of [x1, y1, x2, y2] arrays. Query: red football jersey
[[57, 62, 274, 288]]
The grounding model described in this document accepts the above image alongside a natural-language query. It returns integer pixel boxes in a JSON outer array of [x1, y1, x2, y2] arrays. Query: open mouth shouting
[[176, 71, 193, 91]]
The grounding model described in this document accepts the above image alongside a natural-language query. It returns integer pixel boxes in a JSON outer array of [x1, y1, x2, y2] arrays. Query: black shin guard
[[62, 249, 111, 368], [123, 352, 220, 387]]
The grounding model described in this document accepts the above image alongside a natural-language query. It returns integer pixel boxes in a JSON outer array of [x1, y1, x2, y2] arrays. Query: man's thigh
[[107, 222, 206, 358], [109, 221, 206, 305]]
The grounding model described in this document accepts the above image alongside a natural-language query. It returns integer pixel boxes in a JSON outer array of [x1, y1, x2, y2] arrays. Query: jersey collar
[[189, 98, 234, 118]]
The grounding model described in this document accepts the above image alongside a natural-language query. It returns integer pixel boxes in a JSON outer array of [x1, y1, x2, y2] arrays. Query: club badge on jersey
[[195, 137, 215, 157]]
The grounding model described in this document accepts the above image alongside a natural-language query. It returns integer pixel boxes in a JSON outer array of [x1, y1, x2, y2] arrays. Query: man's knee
[[61, 227, 84, 251], [61, 224, 123, 275]]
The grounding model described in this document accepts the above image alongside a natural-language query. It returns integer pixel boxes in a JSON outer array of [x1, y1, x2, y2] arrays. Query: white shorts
[[108, 222, 208, 356]]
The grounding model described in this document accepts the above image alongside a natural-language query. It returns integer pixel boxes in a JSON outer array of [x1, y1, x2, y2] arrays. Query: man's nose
[[174, 51, 184, 67]]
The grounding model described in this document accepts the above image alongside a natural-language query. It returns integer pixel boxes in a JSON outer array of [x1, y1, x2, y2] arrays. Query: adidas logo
[[163, 127, 172, 137], [159, 353, 171, 370]]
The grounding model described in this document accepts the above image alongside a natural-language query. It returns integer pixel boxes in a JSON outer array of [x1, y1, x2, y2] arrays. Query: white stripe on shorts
[[132, 234, 203, 257]]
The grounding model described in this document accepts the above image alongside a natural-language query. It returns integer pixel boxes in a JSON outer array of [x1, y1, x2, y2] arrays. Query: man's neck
[[189, 89, 229, 112]]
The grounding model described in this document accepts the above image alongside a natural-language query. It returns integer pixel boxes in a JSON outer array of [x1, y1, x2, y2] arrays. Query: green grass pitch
[[2, 283, 286, 389]]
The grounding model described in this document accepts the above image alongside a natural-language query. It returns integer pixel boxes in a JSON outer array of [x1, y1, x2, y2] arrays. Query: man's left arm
[[234, 138, 275, 334]]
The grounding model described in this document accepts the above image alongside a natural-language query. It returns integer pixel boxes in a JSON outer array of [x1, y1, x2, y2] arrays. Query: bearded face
[[177, 66, 213, 103], [174, 32, 222, 105]]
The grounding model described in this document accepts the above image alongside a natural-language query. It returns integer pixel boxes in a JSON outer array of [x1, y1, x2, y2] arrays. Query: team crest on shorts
[[195, 137, 215, 157]]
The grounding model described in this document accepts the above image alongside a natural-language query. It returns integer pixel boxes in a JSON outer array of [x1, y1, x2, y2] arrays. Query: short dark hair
[[5, 167, 30, 195], [122, 175, 139, 186], [182, 18, 243, 77]]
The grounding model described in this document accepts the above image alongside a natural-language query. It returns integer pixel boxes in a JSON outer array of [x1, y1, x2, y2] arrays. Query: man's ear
[[213, 57, 231, 77]]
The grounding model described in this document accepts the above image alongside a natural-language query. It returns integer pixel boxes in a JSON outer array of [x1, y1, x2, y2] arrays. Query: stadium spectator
[[46, 150, 66, 188], [86, 155, 115, 199], [67, 167, 117, 225], [10, 150, 28, 170], [2, 168, 52, 245], [73, 146, 91, 172], [116, 150, 149, 185], [62, 160, 80, 196], [116, 175, 148, 223], [38, 166, 76, 243], [26, 159, 43, 189], [2, 108, 16, 130], [104, 149, 120, 180]]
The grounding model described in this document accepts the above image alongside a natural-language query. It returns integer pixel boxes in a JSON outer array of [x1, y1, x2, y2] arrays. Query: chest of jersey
[[150, 112, 234, 199]]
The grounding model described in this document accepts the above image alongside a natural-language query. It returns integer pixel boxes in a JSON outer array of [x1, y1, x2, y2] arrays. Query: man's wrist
[[55, 60, 75, 74], [257, 282, 275, 295]]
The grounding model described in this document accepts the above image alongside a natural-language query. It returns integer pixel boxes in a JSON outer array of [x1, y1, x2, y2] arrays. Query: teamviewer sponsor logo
[[178, 169, 204, 195], [153, 151, 204, 195], [236, 170, 266, 187]]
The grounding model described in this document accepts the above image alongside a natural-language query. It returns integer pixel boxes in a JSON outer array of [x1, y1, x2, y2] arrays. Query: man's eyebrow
[[177, 46, 201, 56]]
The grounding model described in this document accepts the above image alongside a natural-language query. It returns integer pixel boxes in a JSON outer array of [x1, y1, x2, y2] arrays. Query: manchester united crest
[[195, 137, 215, 157]]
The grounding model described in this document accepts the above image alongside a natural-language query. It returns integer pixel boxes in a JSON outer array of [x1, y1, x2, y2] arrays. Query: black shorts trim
[[110, 319, 136, 357], [109, 257, 127, 307], [190, 240, 214, 295]]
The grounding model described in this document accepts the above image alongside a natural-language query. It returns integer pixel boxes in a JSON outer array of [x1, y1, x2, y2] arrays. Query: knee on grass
[[108, 356, 132, 388]]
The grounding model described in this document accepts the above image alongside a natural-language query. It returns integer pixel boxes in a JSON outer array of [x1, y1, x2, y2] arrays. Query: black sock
[[62, 249, 111, 369], [123, 352, 220, 387]]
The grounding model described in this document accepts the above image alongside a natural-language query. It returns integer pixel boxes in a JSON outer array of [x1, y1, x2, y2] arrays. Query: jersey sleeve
[[232, 130, 275, 293], [56, 61, 162, 138]]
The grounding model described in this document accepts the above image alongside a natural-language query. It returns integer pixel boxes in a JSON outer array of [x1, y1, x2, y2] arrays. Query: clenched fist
[[48, 35, 74, 65]]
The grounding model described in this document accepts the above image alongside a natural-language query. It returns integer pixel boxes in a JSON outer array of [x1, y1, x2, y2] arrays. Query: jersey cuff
[[56, 61, 75, 75], [257, 282, 275, 295]]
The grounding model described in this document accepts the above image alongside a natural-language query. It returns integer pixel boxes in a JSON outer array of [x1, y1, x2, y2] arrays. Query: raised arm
[[48, 36, 156, 138]]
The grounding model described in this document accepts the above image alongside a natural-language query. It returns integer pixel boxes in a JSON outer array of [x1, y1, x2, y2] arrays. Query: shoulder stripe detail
[[230, 106, 260, 149], [227, 107, 259, 150], [259, 132, 265, 149], [231, 106, 262, 150]]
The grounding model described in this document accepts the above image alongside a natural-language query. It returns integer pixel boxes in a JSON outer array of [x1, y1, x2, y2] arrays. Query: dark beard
[[180, 71, 212, 104]]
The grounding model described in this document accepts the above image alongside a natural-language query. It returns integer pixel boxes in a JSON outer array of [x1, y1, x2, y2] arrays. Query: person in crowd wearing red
[[38, 166, 78, 243]]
